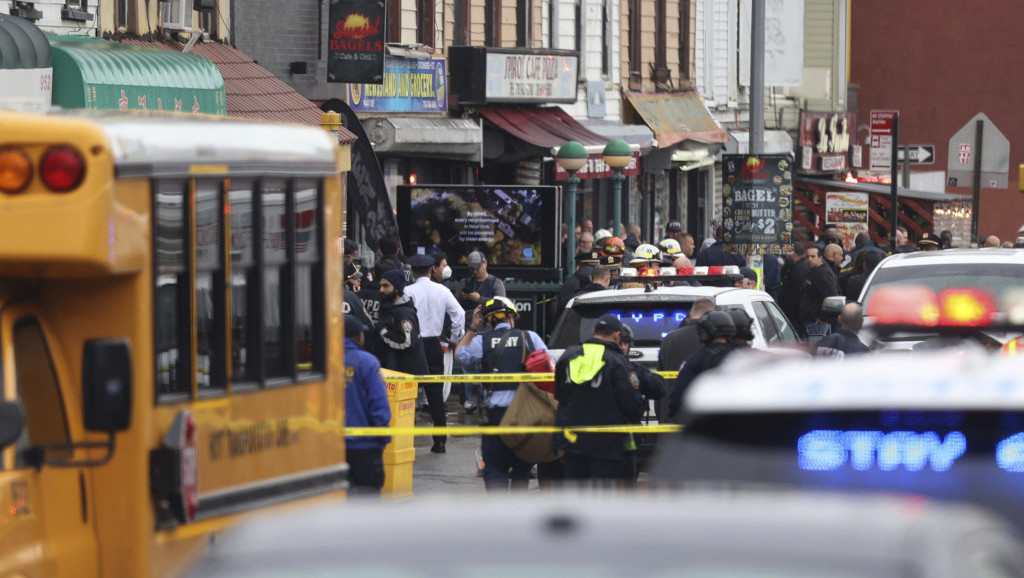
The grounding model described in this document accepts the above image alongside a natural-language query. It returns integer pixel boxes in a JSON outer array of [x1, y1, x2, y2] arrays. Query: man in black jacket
[[799, 246, 842, 339], [554, 315, 646, 483], [815, 303, 870, 358], [778, 242, 809, 338]]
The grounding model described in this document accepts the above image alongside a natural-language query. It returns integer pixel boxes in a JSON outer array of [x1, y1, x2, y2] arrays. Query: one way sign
[[896, 145, 935, 164]]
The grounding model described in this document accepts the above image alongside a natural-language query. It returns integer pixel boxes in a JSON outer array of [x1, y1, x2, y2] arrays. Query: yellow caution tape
[[346, 424, 683, 436], [392, 371, 679, 383]]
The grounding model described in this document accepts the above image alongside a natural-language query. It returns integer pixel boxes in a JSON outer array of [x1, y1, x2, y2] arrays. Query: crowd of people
[[343, 220, 1012, 494]]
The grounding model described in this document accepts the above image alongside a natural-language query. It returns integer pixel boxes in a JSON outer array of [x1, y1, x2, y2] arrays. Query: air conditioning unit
[[161, 0, 194, 32]]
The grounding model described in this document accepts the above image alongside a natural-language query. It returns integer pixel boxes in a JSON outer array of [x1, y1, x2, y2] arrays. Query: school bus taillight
[[0, 147, 32, 193], [39, 146, 85, 192]]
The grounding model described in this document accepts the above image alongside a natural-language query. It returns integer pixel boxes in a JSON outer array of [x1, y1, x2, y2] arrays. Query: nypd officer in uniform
[[456, 296, 550, 492], [616, 323, 669, 483], [554, 314, 646, 483], [405, 253, 465, 450], [344, 264, 376, 351]]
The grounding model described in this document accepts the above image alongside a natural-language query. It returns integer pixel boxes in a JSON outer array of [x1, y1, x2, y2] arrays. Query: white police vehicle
[[547, 270, 800, 366], [654, 288, 1024, 533], [858, 248, 1024, 350]]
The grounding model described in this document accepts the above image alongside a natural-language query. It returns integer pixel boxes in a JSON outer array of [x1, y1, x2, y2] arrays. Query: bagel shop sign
[[327, 0, 386, 84], [721, 154, 793, 253]]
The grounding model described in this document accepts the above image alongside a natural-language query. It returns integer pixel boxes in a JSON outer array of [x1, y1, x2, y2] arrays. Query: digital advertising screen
[[396, 185, 560, 273]]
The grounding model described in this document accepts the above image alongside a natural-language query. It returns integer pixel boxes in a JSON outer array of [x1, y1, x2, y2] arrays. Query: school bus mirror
[[82, 339, 133, 432], [0, 401, 24, 450]]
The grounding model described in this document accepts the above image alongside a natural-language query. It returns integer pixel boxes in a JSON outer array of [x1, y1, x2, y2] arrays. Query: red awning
[[477, 106, 607, 149]]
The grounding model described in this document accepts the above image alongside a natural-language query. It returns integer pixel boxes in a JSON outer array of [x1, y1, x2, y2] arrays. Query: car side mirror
[[82, 339, 133, 432], [0, 401, 24, 449]]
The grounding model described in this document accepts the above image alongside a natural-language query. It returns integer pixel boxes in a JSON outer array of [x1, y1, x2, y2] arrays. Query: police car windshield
[[550, 303, 693, 347], [861, 263, 1024, 310]]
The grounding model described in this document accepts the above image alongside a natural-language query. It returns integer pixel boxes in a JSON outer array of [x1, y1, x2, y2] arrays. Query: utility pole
[[750, 0, 764, 155]]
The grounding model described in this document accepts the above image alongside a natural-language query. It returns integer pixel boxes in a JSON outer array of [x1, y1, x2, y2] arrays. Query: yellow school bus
[[0, 108, 349, 577]]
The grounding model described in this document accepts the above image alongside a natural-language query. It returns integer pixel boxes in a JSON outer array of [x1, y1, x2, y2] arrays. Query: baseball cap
[[594, 314, 624, 334], [666, 221, 683, 233], [344, 314, 367, 337], [918, 232, 941, 247], [467, 251, 486, 269], [343, 238, 358, 256]]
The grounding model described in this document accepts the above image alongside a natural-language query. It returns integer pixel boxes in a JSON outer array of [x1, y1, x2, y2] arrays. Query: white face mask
[[441, 265, 452, 280]]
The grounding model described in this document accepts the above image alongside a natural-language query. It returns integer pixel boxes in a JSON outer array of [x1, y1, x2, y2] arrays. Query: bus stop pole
[[889, 117, 899, 250], [971, 120, 984, 245]]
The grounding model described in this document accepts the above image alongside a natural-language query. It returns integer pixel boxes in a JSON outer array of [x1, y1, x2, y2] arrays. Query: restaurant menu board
[[722, 154, 793, 255], [825, 192, 870, 250]]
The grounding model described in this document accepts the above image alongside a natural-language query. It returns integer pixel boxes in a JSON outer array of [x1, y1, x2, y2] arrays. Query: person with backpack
[[455, 296, 552, 493]]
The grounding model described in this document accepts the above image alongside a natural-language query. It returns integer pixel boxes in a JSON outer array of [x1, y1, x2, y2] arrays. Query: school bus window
[[295, 179, 324, 375], [196, 179, 226, 392], [262, 178, 289, 380], [229, 180, 258, 385], [13, 318, 72, 467], [155, 180, 190, 398]]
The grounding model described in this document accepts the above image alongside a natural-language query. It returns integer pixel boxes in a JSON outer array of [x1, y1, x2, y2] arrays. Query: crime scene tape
[[347, 424, 683, 436], [400, 371, 680, 383]]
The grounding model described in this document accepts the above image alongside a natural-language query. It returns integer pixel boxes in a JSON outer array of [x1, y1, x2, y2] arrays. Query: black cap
[[918, 232, 941, 247], [575, 250, 601, 264], [602, 255, 622, 269], [344, 238, 358, 256], [344, 263, 363, 280], [594, 314, 623, 334], [408, 254, 434, 268], [666, 221, 683, 232], [344, 314, 367, 337], [739, 267, 757, 281]]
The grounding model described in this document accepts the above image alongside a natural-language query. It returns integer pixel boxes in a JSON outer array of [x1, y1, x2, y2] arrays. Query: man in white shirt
[[405, 253, 465, 451]]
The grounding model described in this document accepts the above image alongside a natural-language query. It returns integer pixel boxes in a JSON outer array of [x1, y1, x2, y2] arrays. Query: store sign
[[553, 152, 641, 181], [0, 68, 52, 111], [722, 154, 793, 249], [327, 0, 386, 84], [485, 51, 577, 103], [348, 57, 448, 113], [825, 192, 869, 250], [797, 111, 854, 175]]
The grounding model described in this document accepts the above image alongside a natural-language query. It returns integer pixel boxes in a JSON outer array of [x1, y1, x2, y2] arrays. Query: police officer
[[405, 253, 465, 440], [554, 314, 646, 483], [725, 308, 755, 349], [456, 297, 550, 492], [344, 264, 376, 351], [667, 311, 736, 420], [344, 315, 392, 496], [375, 270, 436, 449], [617, 323, 669, 483]]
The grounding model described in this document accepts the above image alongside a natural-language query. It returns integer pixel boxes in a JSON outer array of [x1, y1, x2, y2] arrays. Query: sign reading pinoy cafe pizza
[[327, 0, 386, 84], [721, 154, 794, 254]]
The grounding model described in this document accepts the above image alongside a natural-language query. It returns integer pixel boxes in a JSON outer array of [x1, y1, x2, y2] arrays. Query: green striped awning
[[49, 36, 226, 114]]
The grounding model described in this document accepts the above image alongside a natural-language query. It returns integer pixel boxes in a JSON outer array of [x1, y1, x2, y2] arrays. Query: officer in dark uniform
[[555, 251, 600, 316], [375, 269, 435, 448], [725, 308, 755, 350], [667, 311, 736, 420], [617, 323, 669, 483], [554, 314, 646, 483], [344, 264, 376, 349]]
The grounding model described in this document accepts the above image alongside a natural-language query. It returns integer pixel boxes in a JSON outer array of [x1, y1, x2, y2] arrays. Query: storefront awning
[[796, 176, 972, 203], [362, 117, 481, 161], [725, 130, 794, 155], [477, 106, 607, 149], [580, 119, 657, 154], [0, 13, 49, 68], [624, 91, 728, 148], [49, 36, 226, 114]]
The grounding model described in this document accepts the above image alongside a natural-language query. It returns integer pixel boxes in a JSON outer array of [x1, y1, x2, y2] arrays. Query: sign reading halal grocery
[[348, 57, 448, 113], [327, 0, 385, 84], [722, 154, 793, 247]]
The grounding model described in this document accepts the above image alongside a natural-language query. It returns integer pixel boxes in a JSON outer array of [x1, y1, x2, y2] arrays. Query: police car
[[654, 288, 1024, 533], [547, 267, 801, 366], [858, 248, 1024, 350]]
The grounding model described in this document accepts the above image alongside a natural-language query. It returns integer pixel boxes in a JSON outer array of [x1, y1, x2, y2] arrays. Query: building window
[[601, 0, 610, 76], [628, 0, 642, 88], [387, 0, 401, 43], [574, 0, 581, 56], [546, 0, 555, 48], [516, 0, 529, 47], [679, 0, 691, 80], [485, 0, 499, 45], [61, 0, 93, 22], [418, 0, 435, 46], [454, 0, 470, 45]]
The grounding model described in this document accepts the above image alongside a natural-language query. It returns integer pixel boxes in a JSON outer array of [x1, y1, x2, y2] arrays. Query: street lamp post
[[556, 141, 588, 273], [603, 139, 632, 238]]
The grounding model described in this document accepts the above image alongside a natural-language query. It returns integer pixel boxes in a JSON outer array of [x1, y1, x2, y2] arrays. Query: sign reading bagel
[[722, 154, 793, 249], [327, 0, 386, 84]]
